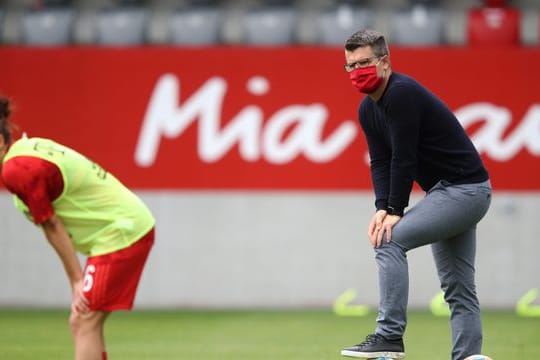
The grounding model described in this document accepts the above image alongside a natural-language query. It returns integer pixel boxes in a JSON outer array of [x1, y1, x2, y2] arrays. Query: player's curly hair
[[0, 96, 13, 144], [345, 29, 390, 58]]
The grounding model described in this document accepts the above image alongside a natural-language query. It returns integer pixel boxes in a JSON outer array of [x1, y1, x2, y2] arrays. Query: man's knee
[[375, 240, 407, 266], [441, 277, 478, 307]]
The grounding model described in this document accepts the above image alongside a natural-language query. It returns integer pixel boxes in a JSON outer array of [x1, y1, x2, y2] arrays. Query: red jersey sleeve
[[1, 156, 64, 224]]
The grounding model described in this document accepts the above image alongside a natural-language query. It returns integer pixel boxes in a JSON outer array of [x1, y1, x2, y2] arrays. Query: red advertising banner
[[1, 46, 539, 190]]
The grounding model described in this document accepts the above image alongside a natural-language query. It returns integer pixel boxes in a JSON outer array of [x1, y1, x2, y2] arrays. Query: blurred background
[[0, 0, 538, 46], [0, 0, 539, 313]]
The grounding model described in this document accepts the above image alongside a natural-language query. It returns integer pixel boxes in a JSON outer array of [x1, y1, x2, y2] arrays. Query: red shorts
[[82, 228, 154, 312]]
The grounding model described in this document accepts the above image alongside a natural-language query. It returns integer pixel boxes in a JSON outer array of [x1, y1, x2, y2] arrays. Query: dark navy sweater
[[358, 72, 489, 214]]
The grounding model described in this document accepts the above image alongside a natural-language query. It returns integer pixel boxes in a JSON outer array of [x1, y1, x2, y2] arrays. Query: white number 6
[[83, 265, 96, 292]]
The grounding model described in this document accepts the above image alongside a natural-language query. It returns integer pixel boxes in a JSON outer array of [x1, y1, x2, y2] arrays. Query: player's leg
[[69, 310, 110, 360], [99, 315, 108, 360], [432, 228, 482, 360], [75, 228, 154, 359]]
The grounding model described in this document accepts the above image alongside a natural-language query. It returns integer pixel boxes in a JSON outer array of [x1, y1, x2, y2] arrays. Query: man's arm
[[386, 85, 422, 215], [359, 104, 391, 211]]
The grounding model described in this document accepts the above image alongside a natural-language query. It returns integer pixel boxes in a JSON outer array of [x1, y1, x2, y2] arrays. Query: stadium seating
[[242, 1, 297, 45], [0, 0, 538, 46], [467, 0, 521, 46], [167, 3, 223, 45], [21, 6, 74, 45], [95, 5, 148, 45], [315, 1, 374, 45], [389, 0, 447, 46]]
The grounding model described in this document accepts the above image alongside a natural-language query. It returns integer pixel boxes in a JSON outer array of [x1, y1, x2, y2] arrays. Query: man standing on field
[[340, 30, 491, 360]]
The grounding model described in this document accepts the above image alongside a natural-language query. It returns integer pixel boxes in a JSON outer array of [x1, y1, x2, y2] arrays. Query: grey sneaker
[[341, 333, 405, 358]]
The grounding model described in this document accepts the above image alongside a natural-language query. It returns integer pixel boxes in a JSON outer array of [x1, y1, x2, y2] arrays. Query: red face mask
[[349, 65, 383, 94]]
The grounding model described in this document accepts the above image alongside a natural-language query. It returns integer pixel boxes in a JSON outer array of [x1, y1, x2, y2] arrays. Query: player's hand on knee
[[71, 280, 90, 315]]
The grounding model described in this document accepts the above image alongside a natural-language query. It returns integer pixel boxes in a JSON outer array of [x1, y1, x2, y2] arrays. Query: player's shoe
[[341, 333, 405, 359]]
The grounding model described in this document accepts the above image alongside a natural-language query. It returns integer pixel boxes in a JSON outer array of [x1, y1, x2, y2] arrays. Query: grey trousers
[[374, 180, 492, 360]]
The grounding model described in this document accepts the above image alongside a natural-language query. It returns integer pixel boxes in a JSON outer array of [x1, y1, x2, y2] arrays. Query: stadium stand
[[0, 0, 538, 46], [467, 0, 521, 46], [389, 0, 447, 45], [167, 0, 223, 45], [242, 0, 297, 44], [21, 5, 74, 45], [315, 0, 375, 45], [94, 1, 148, 45]]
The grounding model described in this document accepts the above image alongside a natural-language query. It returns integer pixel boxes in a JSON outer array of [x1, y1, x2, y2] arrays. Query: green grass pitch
[[0, 309, 537, 359]]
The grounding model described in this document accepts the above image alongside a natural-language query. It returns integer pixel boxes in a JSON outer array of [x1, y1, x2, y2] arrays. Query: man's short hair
[[345, 29, 389, 58]]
